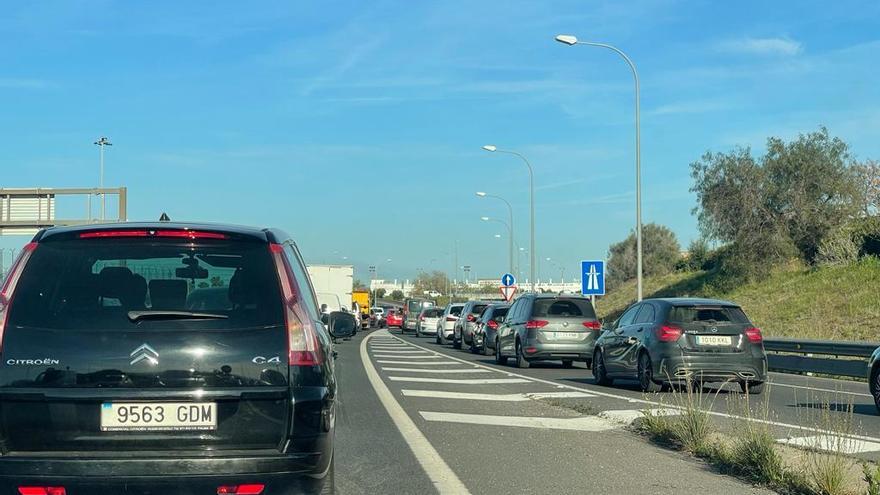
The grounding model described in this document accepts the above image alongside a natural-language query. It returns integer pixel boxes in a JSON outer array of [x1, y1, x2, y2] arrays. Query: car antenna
[[159, 212, 171, 222]]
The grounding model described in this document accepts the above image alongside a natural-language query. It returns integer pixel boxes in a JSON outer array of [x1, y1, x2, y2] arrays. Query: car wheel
[[562, 360, 573, 368], [740, 380, 765, 395], [453, 331, 462, 349], [481, 340, 491, 356], [515, 340, 530, 369], [415, 326, 421, 338], [436, 332, 441, 344], [872, 367, 880, 413], [593, 350, 613, 386], [638, 352, 662, 393], [495, 339, 508, 365], [300, 453, 335, 495]]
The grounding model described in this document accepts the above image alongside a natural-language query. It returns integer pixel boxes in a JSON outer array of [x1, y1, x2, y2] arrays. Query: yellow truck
[[352, 290, 371, 328]]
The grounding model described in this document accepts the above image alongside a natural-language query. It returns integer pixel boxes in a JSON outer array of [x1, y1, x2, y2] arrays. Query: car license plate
[[100, 402, 217, 432], [696, 335, 731, 346], [548, 332, 580, 340]]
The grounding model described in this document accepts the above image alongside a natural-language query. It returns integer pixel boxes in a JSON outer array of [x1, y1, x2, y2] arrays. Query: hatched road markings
[[401, 390, 595, 402], [377, 360, 461, 365], [778, 435, 880, 454], [381, 367, 491, 374], [370, 350, 430, 354], [372, 355, 447, 360], [419, 411, 617, 432], [388, 376, 532, 385]]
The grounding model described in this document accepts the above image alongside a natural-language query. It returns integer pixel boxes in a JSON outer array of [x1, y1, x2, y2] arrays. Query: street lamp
[[476, 191, 515, 274], [555, 34, 643, 301], [480, 215, 513, 274], [545, 257, 566, 285], [94, 136, 112, 221], [482, 145, 536, 292]]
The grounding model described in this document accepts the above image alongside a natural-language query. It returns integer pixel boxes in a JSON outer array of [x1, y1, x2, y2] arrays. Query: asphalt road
[[333, 328, 776, 494]]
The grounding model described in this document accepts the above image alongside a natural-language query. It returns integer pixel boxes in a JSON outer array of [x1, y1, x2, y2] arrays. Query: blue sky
[[1, 0, 878, 283]]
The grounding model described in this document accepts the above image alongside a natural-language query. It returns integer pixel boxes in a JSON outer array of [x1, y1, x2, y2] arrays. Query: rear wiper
[[127, 310, 229, 322]]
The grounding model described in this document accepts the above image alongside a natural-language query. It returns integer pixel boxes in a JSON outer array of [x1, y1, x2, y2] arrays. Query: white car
[[415, 307, 443, 337], [436, 303, 464, 344]]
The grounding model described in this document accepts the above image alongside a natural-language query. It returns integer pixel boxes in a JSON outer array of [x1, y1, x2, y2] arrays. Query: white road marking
[[373, 355, 446, 360], [359, 331, 470, 494], [419, 411, 616, 432], [389, 376, 531, 384], [778, 435, 880, 454], [526, 391, 596, 399], [392, 334, 880, 446], [370, 350, 430, 354], [401, 390, 595, 402], [377, 360, 461, 365], [381, 367, 490, 374], [599, 408, 680, 425], [765, 380, 873, 399]]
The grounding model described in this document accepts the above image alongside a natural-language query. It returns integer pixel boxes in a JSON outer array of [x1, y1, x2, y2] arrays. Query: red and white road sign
[[500, 285, 517, 302]]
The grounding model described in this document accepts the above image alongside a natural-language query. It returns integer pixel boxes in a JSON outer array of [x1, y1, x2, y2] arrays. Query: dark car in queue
[[0, 222, 352, 494], [592, 298, 767, 393], [452, 300, 490, 350], [868, 347, 880, 413], [471, 303, 510, 356], [495, 294, 600, 368]]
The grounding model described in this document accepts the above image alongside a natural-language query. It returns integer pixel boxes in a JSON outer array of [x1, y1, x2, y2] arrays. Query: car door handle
[[625, 337, 638, 345]]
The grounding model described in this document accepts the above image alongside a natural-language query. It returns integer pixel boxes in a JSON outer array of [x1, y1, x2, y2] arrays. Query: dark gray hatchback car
[[592, 298, 768, 393], [495, 294, 601, 368]]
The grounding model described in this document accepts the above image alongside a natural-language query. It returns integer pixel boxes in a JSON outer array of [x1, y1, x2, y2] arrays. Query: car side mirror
[[328, 311, 357, 338]]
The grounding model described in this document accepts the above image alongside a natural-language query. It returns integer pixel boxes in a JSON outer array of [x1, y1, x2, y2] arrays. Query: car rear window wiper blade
[[127, 310, 229, 322]]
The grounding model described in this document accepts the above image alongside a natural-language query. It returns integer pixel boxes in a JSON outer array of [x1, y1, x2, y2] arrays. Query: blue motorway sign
[[581, 260, 605, 296], [501, 273, 516, 287]]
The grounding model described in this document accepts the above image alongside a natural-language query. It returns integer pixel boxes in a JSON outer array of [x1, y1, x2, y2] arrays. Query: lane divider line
[[360, 330, 471, 494], [388, 376, 532, 384], [380, 367, 491, 374]]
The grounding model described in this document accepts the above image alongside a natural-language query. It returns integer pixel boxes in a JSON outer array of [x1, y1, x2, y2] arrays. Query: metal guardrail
[[763, 337, 879, 379]]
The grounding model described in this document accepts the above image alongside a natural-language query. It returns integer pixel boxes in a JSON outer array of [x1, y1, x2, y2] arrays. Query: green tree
[[375, 288, 387, 299], [411, 271, 450, 297], [353, 279, 368, 291], [854, 158, 880, 216], [607, 223, 681, 288], [390, 290, 404, 301]]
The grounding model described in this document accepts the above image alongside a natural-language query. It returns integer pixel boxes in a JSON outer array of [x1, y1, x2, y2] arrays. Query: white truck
[[307, 264, 354, 314]]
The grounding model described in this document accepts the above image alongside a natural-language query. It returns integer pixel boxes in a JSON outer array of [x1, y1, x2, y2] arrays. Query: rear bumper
[[658, 353, 768, 382], [0, 451, 328, 494], [524, 341, 594, 362]]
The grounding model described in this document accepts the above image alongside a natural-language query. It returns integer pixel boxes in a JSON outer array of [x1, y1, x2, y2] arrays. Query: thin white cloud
[[717, 37, 802, 56], [647, 99, 733, 116], [0, 77, 54, 89]]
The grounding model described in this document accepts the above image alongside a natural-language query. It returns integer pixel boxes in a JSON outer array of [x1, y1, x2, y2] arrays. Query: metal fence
[[763, 337, 878, 378]]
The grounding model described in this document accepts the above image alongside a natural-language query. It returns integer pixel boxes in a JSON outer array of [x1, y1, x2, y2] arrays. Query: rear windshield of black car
[[7, 238, 284, 330], [532, 298, 596, 318], [667, 306, 749, 324], [470, 304, 488, 315], [449, 305, 464, 316]]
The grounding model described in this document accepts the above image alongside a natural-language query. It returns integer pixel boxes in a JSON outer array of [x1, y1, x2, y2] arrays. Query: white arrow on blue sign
[[501, 273, 516, 287], [581, 261, 605, 296]]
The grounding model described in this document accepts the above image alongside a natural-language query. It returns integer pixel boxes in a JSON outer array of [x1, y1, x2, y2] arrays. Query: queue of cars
[[408, 293, 769, 395]]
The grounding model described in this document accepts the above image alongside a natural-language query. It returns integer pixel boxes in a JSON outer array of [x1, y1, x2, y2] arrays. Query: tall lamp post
[[482, 145, 536, 292], [555, 34, 643, 301], [476, 191, 515, 274], [480, 216, 513, 274], [94, 137, 112, 221]]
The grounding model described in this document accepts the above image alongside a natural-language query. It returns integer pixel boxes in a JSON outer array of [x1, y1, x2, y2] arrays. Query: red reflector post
[[657, 325, 683, 342], [745, 327, 763, 343], [217, 485, 265, 495], [18, 488, 66, 495]]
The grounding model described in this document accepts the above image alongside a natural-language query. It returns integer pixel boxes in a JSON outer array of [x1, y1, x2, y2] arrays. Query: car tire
[[415, 326, 421, 338], [872, 367, 880, 414], [482, 340, 492, 356], [300, 453, 335, 495], [562, 360, 573, 368], [515, 340, 530, 369], [638, 352, 662, 393], [436, 332, 441, 345], [495, 339, 508, 366], [453, 331, 462, 349], [740, 380, 765, 395], [593, 350, 613, 386]]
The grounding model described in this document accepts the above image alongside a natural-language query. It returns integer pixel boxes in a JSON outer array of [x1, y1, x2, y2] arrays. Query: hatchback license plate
[[547, 332, 580, 340], [696, 335, 731, 346], [101, 402, 217, 432]]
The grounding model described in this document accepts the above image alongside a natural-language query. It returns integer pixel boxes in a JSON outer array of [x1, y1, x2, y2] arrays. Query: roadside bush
[[863, 463, 880, 495], [817, 216, 880, 266]]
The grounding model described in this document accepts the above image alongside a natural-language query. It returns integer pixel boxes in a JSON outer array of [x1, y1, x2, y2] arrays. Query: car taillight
[[0, 242, 38, 353], [18, 488, 66, 495], [525, 320, 548, 329], [466, 314, 475, 322], [582, 321, 601, 330], [269, 244, 322, 366], [217, 485, 265, 495], [79, 229, 227, 239], [745, 327, 763, 343], [487, 320, 499, 329], [657, 325, 683, 342]]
